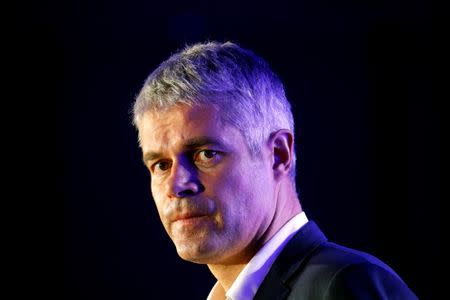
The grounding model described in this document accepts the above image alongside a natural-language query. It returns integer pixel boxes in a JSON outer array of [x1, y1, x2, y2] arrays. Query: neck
[[207, 263, 247, 292], [207, 179, 302, 293], [260, 179, 302, 245]]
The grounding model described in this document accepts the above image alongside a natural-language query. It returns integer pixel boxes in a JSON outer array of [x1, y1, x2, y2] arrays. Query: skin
[[137, 103, 301, 291]]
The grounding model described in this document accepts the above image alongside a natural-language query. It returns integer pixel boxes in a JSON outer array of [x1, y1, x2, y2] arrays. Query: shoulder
[[310, 242, 397, 272], [323, 261, 418, 299], [287, 242, 418, 299]]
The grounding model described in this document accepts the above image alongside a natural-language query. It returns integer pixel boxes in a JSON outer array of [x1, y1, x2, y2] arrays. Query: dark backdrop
[[19, 0, 440, 298]]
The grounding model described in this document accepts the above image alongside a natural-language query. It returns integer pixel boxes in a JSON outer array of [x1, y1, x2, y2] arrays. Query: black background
[[15, 0, 441, 299]]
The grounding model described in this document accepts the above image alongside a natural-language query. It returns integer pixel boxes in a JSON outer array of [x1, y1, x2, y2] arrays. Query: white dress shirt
[[207, 212, 308, 300]]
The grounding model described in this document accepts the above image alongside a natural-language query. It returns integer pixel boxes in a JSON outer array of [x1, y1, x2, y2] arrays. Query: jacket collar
[[253, 221, 327, 300]]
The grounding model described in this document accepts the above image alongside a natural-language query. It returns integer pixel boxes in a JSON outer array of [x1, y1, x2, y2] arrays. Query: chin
[[175, 242, 221, 264]]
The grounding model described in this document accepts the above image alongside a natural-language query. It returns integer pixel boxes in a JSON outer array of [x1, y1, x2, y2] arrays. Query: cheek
[[212, 169, 263, 219], [230, 166, 274, 217], [150, 176, 166, 199], [150, 180, 166, 217]]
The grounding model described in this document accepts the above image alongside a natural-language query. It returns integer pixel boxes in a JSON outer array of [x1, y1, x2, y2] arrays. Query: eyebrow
[[142, 136, 229, 163]]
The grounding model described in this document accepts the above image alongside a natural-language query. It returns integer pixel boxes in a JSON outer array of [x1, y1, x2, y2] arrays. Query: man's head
[[133, 41, 300, 265], [133, 41, 296, 181]]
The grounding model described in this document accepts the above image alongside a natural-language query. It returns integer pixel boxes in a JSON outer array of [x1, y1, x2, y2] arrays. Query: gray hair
[[133, 41, 297, 181]]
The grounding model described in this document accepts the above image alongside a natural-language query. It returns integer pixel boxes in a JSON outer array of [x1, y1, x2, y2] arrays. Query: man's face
[[138, 104, 277, 264]]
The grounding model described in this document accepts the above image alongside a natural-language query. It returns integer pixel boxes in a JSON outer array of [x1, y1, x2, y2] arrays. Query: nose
[[166, 159, 204, 198]]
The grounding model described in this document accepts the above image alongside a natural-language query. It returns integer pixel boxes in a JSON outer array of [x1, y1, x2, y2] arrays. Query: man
[[132, 41, 417, 299]]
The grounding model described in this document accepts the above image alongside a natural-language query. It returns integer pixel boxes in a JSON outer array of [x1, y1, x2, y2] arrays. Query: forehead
[[138, 104, 242, 154]]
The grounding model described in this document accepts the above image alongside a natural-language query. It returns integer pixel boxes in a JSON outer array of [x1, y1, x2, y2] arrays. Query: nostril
[[176, 183, 205, 197], [178, 189, 195, 197]]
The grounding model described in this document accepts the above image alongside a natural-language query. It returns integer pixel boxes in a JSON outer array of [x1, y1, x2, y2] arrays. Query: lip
[[172, 211, 206, 221], [172, 214, 210, 226], [173, 213, 207, 222]]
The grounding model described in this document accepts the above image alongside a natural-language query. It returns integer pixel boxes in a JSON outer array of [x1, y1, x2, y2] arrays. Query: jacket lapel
[[253, 221, 327, 300]]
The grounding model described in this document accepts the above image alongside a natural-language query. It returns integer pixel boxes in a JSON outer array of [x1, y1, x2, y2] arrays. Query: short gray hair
[[133, 41, 297, 181]]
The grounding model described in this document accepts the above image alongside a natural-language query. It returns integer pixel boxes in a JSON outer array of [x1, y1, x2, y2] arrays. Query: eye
[[195, 150, 222, 167], [152, 160, 172, 174], [199, 150, 217, 159]]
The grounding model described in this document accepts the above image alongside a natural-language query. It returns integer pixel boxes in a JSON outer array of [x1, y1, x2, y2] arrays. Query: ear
[[269, 129, 294, 180]]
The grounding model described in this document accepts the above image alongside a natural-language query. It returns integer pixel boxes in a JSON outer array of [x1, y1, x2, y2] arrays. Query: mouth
[[172, 214, 211, 227]]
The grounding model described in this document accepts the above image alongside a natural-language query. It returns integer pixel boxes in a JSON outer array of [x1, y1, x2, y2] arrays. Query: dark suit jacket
[[254, 221, 418, 299]]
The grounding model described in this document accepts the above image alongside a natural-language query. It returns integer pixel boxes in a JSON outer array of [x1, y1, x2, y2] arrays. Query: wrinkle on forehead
[[138, 104, 234, 155]]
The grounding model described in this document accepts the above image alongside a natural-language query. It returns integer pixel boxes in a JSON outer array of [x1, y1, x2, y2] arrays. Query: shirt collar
[[207, 211, 308, 300]]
